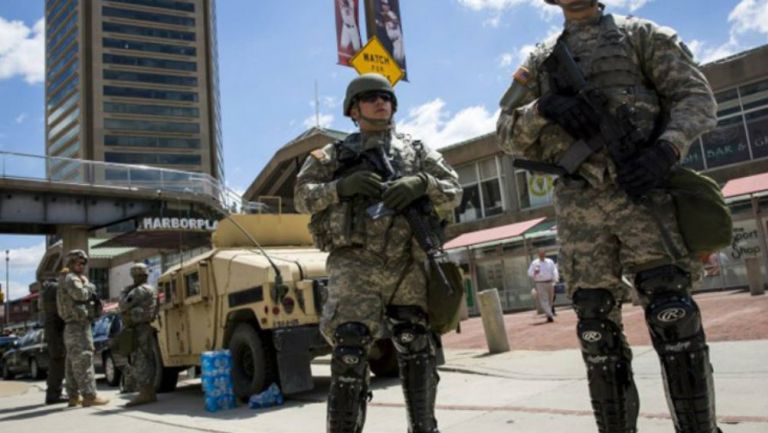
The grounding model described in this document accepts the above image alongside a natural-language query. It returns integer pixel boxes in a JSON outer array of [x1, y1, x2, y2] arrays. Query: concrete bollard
[[478, 289, 510, 353], [744, 256, 766, 296]]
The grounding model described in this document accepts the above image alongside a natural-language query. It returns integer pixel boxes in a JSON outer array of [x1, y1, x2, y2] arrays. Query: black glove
[[537, 94, 601, 140], [617, 140, 679, 198], [382, 174, 428, 211], [337, 170, 383, 199]]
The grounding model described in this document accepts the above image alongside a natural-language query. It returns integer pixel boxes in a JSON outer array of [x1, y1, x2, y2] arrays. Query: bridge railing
[[0, 151, 265, 214]]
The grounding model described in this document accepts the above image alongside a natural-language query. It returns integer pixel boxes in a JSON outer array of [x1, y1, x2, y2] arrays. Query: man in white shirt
[[528, 250, 558, 322]]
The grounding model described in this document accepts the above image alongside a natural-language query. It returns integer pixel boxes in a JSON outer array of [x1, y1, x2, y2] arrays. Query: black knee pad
[[386, 306, 430, 354], [332, 322, 371, 378], [646, 291, 703, 350], [635, 265, 690, 297], [573, 289, 623, 357]]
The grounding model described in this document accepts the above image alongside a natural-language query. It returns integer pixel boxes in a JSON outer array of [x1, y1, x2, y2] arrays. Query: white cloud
[[14, 113, 27, 124], [303, 113, 335, 129], [729, 0, 768, 35], [397, 98, 499, 149], [0, 17, 45, 84], [601, 0, 652, 11]]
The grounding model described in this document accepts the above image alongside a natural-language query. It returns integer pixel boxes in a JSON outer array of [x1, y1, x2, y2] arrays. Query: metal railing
[[0, 151, 264, 214]]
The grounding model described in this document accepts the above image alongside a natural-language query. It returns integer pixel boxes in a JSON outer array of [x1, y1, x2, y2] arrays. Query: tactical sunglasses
[[358, 91, 393, 104]]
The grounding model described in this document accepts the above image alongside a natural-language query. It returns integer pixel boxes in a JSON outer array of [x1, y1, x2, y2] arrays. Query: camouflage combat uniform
[[40, 279, 66, 403], [497, 8, 720, 433], [118, 281, 157, 389], [295, 129, 461, 433], [57, 271, 99, 401]]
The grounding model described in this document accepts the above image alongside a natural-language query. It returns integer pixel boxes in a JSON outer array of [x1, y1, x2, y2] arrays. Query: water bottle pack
[[248, 383, 284, 409], [201, 350, 236, 412]]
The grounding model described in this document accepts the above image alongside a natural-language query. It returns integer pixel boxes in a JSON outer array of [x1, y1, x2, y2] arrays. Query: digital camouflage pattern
[[497, 12, 716, 188], [295, 130, 461, 343], [63, 321, 97, 399], [57, 272, 98, 323], [496, 10, 716, 301], [118, 282, 158, 387]]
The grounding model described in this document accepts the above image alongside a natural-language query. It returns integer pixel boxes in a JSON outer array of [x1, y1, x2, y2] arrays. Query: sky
[[0, 0, 767, 301]]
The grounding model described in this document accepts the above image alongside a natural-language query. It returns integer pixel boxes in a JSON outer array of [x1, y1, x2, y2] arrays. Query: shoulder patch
[[310, 148, 329, 162], [513, 66, 532, 86]]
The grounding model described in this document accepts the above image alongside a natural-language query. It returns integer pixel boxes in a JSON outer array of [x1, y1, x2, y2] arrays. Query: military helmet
[[544, 0, 557, 4], [130, 262, 149, 278], [343, 73, 397, 117], [65, 249, 88, 266]]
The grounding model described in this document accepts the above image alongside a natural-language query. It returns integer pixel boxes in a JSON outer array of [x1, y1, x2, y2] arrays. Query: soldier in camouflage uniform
[[40, 278, 67, 404], [118, 263, 158, 407], [497, 1, 721, 432], [295, 73, 461, 433], [56, 250, 109, 407]]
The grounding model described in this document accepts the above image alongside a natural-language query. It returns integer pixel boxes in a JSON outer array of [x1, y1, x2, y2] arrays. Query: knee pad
[[386, 306, 430, 354], [646, 291, 704, 351], [332, 322, 371, 378], [572, 289, 624, 357]]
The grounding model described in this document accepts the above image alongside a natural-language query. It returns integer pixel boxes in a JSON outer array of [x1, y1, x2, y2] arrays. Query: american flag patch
[[513, 66, 531, 85]]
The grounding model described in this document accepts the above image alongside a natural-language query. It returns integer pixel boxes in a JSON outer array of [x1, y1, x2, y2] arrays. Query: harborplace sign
[[139, 217, 218, 232]]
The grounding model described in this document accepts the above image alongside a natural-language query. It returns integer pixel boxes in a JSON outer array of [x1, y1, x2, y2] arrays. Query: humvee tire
[[229, 323, 277, 400]]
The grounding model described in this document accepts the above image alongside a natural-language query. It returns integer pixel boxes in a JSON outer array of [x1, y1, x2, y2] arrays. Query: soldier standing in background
[[56, 250, 109, 407], [118, 263, 158, 407], [497, 1, 722, 432], [295, 73, 462, 433], [40, 279, 67, 404]]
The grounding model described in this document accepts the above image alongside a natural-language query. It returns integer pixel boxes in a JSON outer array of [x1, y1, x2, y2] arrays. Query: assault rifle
[[362, 147, 455, 296], [513, 40, 648, 175]]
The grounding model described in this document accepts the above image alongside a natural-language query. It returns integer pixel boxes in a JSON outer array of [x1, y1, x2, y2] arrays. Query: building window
[[103, 53, 197, 71], [682, 139, 706, 171], [104, 85, 198, 102], [453, 157, 506, 222], [49, 124, 80, 154], [48, 76, 79, 110], [103, 69, 197, 86], [47, 12, 77, 51], [48, 92, 79, 126], [102, 22, 196, 41], [47, 44, 78, 80], [104, 118, 200, 133], [102, 6, 195, 27], [701, 115, 751, 169], [103, 37, 197, 57], [747, 108, 768, 159], [104, 102, 199, 118], [107, 0, 195, 12], [515, 170, 555, 209], [105, 152, 202, 165], [48, 107, 80, 139], [105, 135, 201, 148], [48, 33, 77, 64]]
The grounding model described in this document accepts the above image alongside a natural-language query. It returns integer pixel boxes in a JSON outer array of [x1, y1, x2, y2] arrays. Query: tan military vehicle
[[151, 214, 397, 399]]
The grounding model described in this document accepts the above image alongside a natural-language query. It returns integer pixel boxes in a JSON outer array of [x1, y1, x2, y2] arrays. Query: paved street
[[1, 290, 766, 433]]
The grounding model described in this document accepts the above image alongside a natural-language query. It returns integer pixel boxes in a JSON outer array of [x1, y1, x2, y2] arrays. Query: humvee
[[151, 214, 397, 399]]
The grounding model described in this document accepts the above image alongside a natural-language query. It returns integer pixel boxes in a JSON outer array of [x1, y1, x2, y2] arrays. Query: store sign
[[139, 217, 218, 232], [728, 220, 761, 260], [528, 173, 555, 207]]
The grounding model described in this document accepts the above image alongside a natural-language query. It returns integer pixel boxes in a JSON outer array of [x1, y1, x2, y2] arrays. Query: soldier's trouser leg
[[63, 322, 97, 399], [327, 322, 372, 433], [636, 265, 719, 433], [573, 289, 639, 433], [387, 306, 440, 433], [131, 324, 157, 388]]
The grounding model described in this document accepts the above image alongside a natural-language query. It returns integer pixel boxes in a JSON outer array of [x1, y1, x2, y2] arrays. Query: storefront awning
[[722, 172, 768, 199], [444, 217, 546, 250]]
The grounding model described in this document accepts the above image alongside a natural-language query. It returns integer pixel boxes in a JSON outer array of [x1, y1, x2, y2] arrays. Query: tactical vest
[[308, 133, 426, 257], [536, 14, 663, 179], [119, 283, 157, 325]]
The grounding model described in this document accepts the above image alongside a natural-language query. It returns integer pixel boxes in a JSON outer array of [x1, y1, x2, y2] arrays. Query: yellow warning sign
[[349, 36, 405, 86]]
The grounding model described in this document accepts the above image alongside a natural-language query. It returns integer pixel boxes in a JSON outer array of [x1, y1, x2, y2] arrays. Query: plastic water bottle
[[205, 395, 220, 413], [201, 352, 217, 377], [248, 383, 284, 409]]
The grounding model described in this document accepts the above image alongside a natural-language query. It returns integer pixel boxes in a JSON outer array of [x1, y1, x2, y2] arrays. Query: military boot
[[67, 395, 82, 407], [45, 390, 68, 405], [82, 394, 110, 407], [125, 385, 157, 407]]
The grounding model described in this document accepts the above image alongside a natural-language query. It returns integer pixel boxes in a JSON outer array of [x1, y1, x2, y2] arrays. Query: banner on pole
[[371, 0, 407, 80], [335, 0, 363, 66]]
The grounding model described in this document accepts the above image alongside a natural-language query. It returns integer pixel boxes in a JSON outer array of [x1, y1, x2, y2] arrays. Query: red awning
[[722, 172, 768, 198], [444, 217, 546, 250]]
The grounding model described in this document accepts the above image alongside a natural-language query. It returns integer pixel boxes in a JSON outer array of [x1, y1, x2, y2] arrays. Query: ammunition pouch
[[426, 261, 464, 334], [308, 208, 332, 252], [666, 167, 733, 256]]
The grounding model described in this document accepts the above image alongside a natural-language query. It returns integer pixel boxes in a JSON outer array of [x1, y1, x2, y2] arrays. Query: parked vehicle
[[0, 335, 18, 358], [1, 329, 48, 380], [92, 312, 125, 386]]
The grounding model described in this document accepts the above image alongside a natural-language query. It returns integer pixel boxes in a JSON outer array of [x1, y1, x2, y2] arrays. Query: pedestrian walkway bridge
[[0, 151, 261, 235]]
